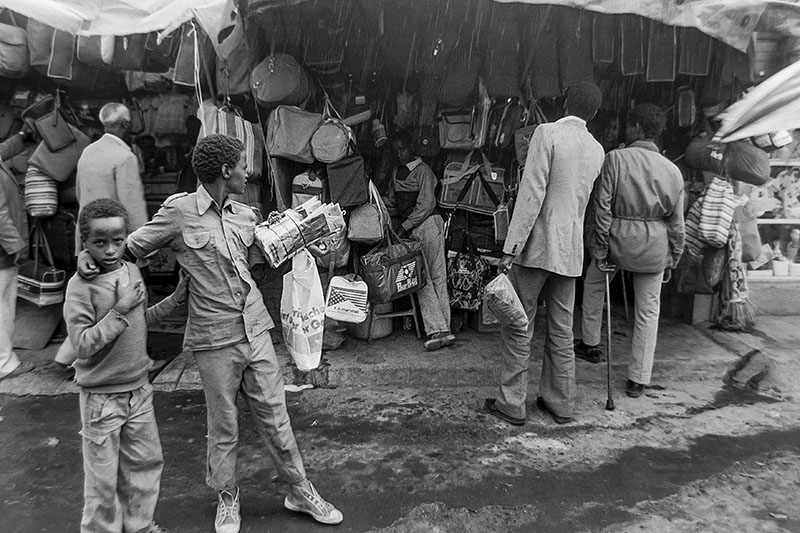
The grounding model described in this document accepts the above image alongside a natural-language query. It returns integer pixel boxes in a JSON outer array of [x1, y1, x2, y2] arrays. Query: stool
[[366, 292, 422, 342]]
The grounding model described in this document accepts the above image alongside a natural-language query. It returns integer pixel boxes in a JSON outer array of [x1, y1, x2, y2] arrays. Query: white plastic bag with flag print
[[280, 250, 324, 371], [325, 274, 368, 323]]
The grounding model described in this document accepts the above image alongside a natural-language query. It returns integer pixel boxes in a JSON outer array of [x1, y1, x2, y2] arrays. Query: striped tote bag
[[211, 109, 264, 178], [24, 166, 58, 218], [698, 177, 737, 248]]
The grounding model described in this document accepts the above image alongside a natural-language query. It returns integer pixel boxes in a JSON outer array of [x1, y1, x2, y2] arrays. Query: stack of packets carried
[[255, 198, 345, 268]]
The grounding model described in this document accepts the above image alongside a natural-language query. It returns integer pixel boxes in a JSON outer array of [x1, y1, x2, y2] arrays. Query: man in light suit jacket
[[485, 83, 605, 426]]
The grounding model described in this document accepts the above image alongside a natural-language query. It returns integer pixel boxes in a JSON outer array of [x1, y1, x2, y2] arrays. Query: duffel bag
[[266, 105, 322, 163], [28, 125, 91, 182], [439, 150, 504, 216], [18, 222, 66, 307], [24, 166, 58, 218], [311, 98, 353, 163], [0, 10, 28, 78], [359, 227, 427, 304], [438, 109, 475, 150], [327, 155, 368, 207], [726, 140, 770, 186], [447, 234, 491, 311], [251, 53, 309, 107], [446, 210, 503, 255]]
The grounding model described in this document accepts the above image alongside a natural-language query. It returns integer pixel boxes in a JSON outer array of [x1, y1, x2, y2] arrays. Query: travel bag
[[0, 10, 28, 78], [311, 98, 353, 164], [327, 155, 368, 207], [266, 105, 322, 163], [18, 222, 66, 307], [439, 151, 504, 216], [347, 181, 388, 245], [438, 110, 475, 150], [210, 107, 264, 177], [24, 166, 58, 218], [251, 52, 309, 107], [359, 227, 427, 304], [22, 94, 77, 153], [28, 125, 91, 182]]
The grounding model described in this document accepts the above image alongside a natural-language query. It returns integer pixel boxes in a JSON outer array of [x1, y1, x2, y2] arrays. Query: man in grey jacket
[[577, 104, 685, 398], [485, 83, 605, 426]]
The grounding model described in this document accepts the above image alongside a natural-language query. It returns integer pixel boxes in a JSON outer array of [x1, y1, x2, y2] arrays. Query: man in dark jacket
[[0, 127, 31, 380], [578, 104, 685, 398]]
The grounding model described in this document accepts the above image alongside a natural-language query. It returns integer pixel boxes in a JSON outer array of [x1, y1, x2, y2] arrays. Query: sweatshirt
[[64, 261, 180, 393]]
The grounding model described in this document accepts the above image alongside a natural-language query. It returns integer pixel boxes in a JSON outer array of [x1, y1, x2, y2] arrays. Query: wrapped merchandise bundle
[[255, 198, 345, 268]]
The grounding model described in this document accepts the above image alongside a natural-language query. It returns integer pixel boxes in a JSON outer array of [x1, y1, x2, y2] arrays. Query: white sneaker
[[284, 481, 343, 525], [215, 487, 241, 533]]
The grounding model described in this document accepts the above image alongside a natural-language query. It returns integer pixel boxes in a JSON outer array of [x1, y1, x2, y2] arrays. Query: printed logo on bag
[[395, 261, 419, 292]]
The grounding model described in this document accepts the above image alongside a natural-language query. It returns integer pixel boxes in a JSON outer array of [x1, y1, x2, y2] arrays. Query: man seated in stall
[[383, 131, 456, 352]]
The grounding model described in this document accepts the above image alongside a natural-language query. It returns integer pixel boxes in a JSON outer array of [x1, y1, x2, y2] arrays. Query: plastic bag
[[280, 250, 324, 371], [483, 274, 527, 330]]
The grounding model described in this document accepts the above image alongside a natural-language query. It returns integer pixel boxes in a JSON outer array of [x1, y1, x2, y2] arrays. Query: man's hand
[[662, 269, 673, 284], [13, 246, 28, 266], [77, 250, 100, 281], [498, 254, 515, 275], [113, 278, 145, 315], [597, 258, 617, 273]]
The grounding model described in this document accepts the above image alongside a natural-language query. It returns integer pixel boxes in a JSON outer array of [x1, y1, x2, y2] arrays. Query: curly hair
[[630, 103, 666, 139], [79, 198, 129, 240], [192, 134, 245, 184], [565, 82, 603, 121]]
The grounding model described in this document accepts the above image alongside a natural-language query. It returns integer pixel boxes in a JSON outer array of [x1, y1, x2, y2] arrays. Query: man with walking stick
[[578, 104, 685, 399], [484, 83, 605, 426]]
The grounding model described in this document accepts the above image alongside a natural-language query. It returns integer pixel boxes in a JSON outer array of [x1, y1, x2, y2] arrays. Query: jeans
[[0, 266, 20, 379], [193, 330, 306, 492], [496, 265, 576, 419], [580, 262, 663, 384], [80, 383, 163, 533], [411, 215, 450, 336]]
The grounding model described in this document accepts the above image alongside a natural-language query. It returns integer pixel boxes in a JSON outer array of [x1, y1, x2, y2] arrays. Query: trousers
[[193, 330, 307, 492], [496, 265, 576, 419], [411, 215, 450, 335], [581, 261, 663, 385], [0, 266, 20, 379], [80, 383, 163, 533]]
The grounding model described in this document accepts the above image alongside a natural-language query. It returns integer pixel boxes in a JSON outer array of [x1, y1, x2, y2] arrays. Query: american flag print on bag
[[325, 274, 368, 323]]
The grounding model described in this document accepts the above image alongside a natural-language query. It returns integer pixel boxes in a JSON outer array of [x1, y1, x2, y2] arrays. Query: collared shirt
[[384, 158, 438, 231], [127, 186, 272, 351]]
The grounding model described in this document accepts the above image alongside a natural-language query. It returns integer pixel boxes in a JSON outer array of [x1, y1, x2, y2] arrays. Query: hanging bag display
[[251, 45, 309, 107], [76, 35, 115, 68], [327, 155, 368, 207], [438, 109, 475, 150], [24, 166, 58, 218], [698, 176, 737, 248], [280, 250, 324, 371], [17, 222, 66, 307], [28, 125, 91, 182], [359, 226, 427, 304], [0, 10, 28, 78], [325, 273, 369, 324], [311, 97, 353, 163], [439, 150, 504, 216], [514, 103, 547, 164], [112, 34, 151, 71], [22, 94, 76, 153], [348, 180, 388, 245], [447, 234, 491, 311], [266, 105, 322, 163]]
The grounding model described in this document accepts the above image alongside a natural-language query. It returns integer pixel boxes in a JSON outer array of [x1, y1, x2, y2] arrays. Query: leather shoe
[[484, 398, 525, 426], [626, 379, 645, 398], [535, 397, 572, 424]]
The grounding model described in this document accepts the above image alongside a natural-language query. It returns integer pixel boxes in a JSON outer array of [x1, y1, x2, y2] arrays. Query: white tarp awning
[[715, 59, 800, 142]]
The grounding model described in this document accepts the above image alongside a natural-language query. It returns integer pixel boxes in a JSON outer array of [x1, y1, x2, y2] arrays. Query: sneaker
[[423, 332, 455, 352], [626, 379, 645, 398], [284, 481, 343, 525], [215, 487, 241, 533], [574, 341, 604, 364]]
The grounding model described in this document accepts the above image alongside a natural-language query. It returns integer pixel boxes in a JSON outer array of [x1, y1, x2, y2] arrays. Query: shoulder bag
[[359, 226, 427, 304], [347, 180, 388, 245], [18, 222, 66, 307]]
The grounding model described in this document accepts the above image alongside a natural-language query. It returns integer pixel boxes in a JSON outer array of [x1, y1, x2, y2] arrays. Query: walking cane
[[605, 270, 615, 411]]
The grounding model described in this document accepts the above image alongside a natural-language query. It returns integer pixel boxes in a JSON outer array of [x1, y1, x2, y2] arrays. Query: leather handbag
[[24, 166, 58, 218], [251, 52, 309, 107], [327, 155, 369, 207], [447, 234, 491, 311], [359, 226, 427, 304], [0, 10, 28, 78], [438, 110, 474, 150], [18, 222, 66, 307], [311, 98, 353, 163], [266, 105, 322, 163], [28, 125, 91, 182], [347, 181, 387, 245], [23, 95, 76, 153]]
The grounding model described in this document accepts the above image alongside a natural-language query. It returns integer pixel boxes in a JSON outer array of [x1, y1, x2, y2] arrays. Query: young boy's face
[[84, 217, 127, 273]]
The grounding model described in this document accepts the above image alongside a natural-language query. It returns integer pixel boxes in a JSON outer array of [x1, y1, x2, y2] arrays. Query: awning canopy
[[3, 0, 800, 52], [715, 59, 800, 143]]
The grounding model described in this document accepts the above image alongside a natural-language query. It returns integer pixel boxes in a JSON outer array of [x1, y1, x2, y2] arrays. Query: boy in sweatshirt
[[64, 198, 185, 533]]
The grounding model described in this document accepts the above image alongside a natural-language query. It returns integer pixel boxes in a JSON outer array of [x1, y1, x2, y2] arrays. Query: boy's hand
[[114, 279, 145, 315], [77, 250, 99, 280]]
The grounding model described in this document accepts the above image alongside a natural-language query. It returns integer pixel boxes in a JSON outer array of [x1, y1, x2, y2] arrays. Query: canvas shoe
[[574, 341, 604, 364], [423, 332, 456, 352], [284, 481, 343, 525], [215, 487, 241, 533]]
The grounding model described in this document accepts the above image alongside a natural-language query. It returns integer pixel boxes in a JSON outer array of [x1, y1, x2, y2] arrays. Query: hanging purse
[[22, 94, 76, 153], [348, 181, 388, 245], [18, 222, 66, 307], [28, 125, 91, 182]]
